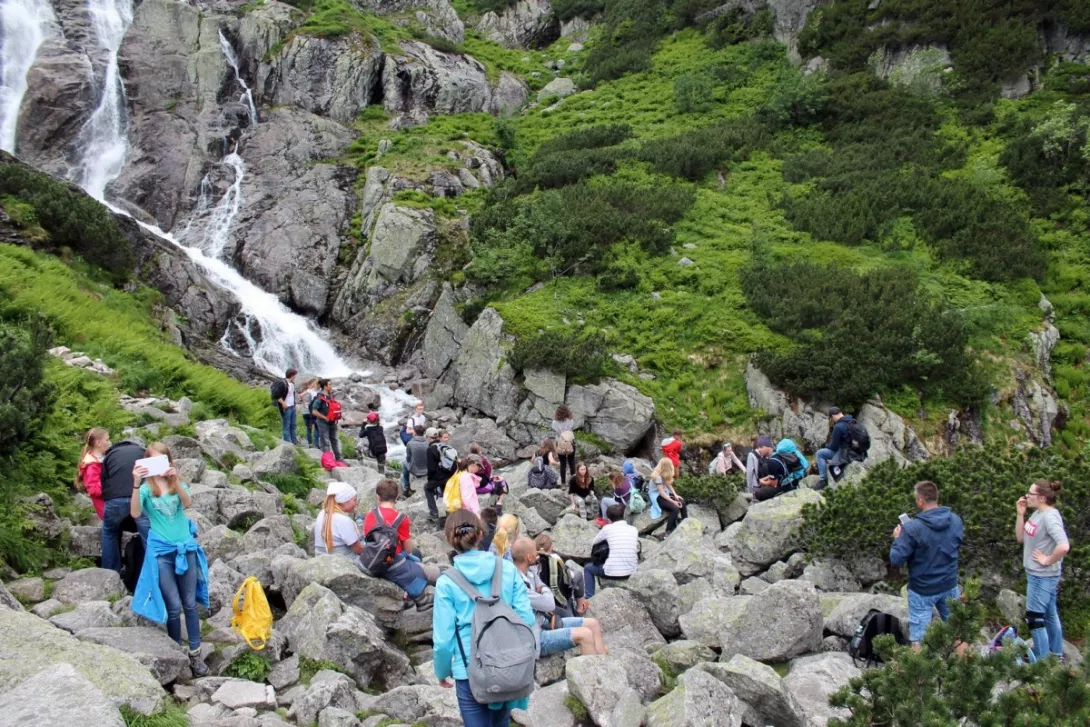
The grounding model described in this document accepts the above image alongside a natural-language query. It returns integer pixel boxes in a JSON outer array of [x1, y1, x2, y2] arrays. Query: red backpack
[[320, 394, 343, 423], [321, 451, 347, 471]]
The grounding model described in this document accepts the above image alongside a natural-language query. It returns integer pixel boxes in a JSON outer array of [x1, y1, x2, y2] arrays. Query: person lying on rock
[[512, 537, 607, 657], [361, 479, 440, 612]]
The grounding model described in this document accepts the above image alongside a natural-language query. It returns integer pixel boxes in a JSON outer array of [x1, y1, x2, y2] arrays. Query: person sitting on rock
[[358, 412, 388, 475], [816, 407, 863, 488], [745, 435, 777, 494], [534, 533, 589, 616], [752, 438, 809, 502], [584, 504, 639, 598], [480, 507, 499, 552], [599, 471, 632, 520], [649, 457, 688, 536], [512, 537, 607, 657], [489, 513, 521, 561], [710, 442, 745, 475], [528, 439, 560, 489], [314, 481, 363, 557], [129, 441, 209, 677], [568, 462, 598, 521], [432, 510, 535, 726], [469, 443, 507, 515], [452, 455, 484, 516], [362, 479, 440, 611]]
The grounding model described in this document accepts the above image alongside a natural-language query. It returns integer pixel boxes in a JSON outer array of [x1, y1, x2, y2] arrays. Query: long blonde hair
[[492, 513, 521, 557], [651, 457, 675, 486], [321, 495, 355, 553], [75, 427, 109, 490]]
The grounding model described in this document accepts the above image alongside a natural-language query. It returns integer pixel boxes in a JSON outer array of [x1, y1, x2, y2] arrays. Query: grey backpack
[[443, 558, 538, 704]]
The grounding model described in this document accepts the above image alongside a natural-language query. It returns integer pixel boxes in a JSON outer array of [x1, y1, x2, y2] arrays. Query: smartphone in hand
[[898, 513, 911, 526]]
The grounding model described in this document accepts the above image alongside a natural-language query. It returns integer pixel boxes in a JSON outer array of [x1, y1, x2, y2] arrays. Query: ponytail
[[75, 428, 108, 490], [321, 495, 347, 553], [492, 513, 521, 557]]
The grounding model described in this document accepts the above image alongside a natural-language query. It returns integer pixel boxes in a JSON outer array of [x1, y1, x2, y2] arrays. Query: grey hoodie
[[405, 435, 430, 477]]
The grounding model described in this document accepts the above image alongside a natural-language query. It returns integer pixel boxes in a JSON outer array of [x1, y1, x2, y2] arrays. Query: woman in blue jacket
[[130, 442, 209, 676], [433, 510, 535, 727]]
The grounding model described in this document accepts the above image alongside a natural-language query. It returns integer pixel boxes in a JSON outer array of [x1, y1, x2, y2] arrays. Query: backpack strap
[[444, 567, 486, 601], [489, 554, 505, 600]]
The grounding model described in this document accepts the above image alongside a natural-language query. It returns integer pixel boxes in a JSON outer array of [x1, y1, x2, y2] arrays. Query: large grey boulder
[[278, 583, 413, 688], [422, 284, 469, 379], [241, 515, 296, 554], [565, 655, 630, 727], [253, 443, 299, 478], [49, 601, 124, 633], [725, 489, 822, 575], [239, 0, 302, 64], [382, 41, 499, 127], [0, 663, 124, 727], [566, 379, 655, 452], [782, 653, 861, 727], [207, 560, 245, 615], [364, 684, 462, 725], [0, 610, 164, 714], [680, 582, 823, 661], [447, 417, 520, 463], [800, 559, 861, 593], [476, 0, 557, 48], [6, 577, 45, 603], [822, 592, 908, 639], [446, 308, 520, 422], [367, 204, 437, 286], [643, 518, 740, 590], [0, 582, 22, 612], [525, 681, 576, 727], [651, 641, 716, 673], [257, 32, 383, 123], [196, 420, 255, 462], [622, 569, 682, 638], [549, 513, 601, 560], [289, 670, 358, 727], [701, 656, 805, 727], [354, 0, 465, 42], [211, 679, 276, 709], [645, 668, 743, 727], [588, 587, 666, 652], [857, 401, 929, 466], [538, 76, 576, 101], [272, 555, 404, 628], [52, 568, 124, 605], [521, 487, 572, 526], [76, 627, 190, 685]]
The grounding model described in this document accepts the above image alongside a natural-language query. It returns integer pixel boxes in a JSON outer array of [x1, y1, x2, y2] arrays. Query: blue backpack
[[989, 625, 1036, 665]]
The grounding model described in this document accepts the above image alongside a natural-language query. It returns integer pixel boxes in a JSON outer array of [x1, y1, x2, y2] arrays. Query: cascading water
[[0, 0, 55, 152], [70, 0, 132, 200], [218, 29, 256, 126]]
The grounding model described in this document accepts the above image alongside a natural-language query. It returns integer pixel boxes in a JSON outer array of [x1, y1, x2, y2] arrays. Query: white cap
[[326, 481, 356, 504]]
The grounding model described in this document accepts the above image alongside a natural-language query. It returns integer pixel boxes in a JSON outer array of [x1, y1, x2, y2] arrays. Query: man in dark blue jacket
[[890, 480, 965, 645], [816, 408, 854, 487]]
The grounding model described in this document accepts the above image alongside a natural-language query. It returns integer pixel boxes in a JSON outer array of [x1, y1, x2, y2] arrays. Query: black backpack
[[270, 379, 287, 405], [122, 535, 145, 594], [358, 508, 405, 576], [848, 420, 871, 459], [848, 609, 907, 666], [528, 457, 559, 490], [590, 539, 610, 565]]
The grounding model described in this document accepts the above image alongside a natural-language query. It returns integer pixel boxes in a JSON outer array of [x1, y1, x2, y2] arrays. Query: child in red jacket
[[661, 429, 683, 470], [76, 428, 111, 519]]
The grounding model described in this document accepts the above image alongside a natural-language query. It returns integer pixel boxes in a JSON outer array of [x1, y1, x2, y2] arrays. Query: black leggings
[[659, 496, 688, 534], [559, 452, 576, 483]]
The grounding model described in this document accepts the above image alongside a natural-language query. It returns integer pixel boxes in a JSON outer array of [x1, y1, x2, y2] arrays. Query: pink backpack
[[321, 451, 347, 471]]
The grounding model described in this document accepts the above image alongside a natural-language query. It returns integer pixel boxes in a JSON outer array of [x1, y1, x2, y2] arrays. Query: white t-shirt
[[313, 511, 359, 557], [285, 381, 296, 406], [408, 412, 427, 430], [592, 521, 639, 577]]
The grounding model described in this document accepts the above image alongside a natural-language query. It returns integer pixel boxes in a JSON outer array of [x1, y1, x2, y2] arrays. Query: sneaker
[[414, 591, 434, 612], [189, 649, 209, 677], [403, 487, 416, 497]]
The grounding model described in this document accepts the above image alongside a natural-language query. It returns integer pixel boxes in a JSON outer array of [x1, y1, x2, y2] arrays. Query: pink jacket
[[459, 472, 481, 515]]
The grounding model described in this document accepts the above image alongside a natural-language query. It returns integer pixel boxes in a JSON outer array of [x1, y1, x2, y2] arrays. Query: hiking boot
[[402, 487, 416, 498], [414, 591, 434, 612], [189, 649, 209, 677]]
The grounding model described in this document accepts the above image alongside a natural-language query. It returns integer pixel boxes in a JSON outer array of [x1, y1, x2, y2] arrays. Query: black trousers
[[559, 452, 576, 483], [659, 496, 689, 533]]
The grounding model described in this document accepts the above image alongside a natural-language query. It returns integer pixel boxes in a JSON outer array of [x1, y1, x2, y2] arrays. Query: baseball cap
[[756, 435, 773, 448], [366, 412, 379, 423], [827, 407, 841, 417], [425, 427, 440, 439]]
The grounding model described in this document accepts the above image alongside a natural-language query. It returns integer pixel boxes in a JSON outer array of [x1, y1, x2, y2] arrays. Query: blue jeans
[[583, 562, 606, 598], [540, 617, 584, 656], [101, 498, 150, 573], [401, 464, 412, 491], [816, 448, 835, 480], [303, 414, 318, 447], [158, 553, 200, 651], [455, 679, 511, 727], [281, 406, 297, 443], [907, 585, 959, 643], [1026, 574, 1063, 659]]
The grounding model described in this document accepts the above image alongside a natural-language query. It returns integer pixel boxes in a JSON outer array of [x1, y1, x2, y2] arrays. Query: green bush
[[673, 72, 715, 113], [0, 161, 133, 282], [120, 703, 190, 727], [674, 473, 743, 510], [799, 448, 1090, 636], [742, 259, 988, 405], [828, 580, 1090, 726], [0, 315, 53, 458], [551, 0, 605, 21], [637, 118, 769, 180], [223, 650, 272, 682], [1000, 101, 1090, 218], [705, 6, 774, 48], [508, 329, 607, 379]]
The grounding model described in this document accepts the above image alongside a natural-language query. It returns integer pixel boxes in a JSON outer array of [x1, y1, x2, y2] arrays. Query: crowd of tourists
[[69, 378, 1073, 727]]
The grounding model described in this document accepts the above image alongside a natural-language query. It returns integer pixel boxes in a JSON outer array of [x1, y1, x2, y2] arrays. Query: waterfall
[[182, 149, 244, 259], [0, 0, 55, 152], [70, 0, 133, 200], [218, 29, 256, 126]]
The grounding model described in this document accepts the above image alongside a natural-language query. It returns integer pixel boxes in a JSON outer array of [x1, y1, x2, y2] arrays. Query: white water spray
[[70, 0, 132, 200], [218, 29, 256, 126], [0, 0, 55, 152]]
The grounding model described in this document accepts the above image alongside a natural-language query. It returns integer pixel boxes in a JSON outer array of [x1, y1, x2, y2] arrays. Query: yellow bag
[[231, 576, 273, 650], [443, 472, 462, 513]]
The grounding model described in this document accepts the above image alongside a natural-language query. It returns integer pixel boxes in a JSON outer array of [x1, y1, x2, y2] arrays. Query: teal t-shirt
[[140, 482, 192, 544]]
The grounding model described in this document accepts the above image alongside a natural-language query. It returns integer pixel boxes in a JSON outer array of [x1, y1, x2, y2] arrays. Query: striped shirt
[[592, 521, 639, 577]]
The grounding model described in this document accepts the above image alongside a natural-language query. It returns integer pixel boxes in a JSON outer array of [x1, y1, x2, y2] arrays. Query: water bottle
[[355, 513, 365, 535]]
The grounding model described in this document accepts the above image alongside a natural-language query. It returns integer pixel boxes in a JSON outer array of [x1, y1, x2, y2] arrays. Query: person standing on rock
[[310, 378, 343, 463], [271, 367, 298, 445], [300, 378, 320, 448], [512, 537, 607, 657], [401, 401, 429, 491], [661, 429, 684, 470], [1016, 480, 1070, 661], [99, 438, 151, 572], [426, 427, 456, 525], [362, 479, 440, 611], [552, 405, 577, 484], [75, 427, 110, 520], [359, 412, 388, 475], [433, 510, 535, 726], [314, 481, 363, 557], [584, 504, 639, 598], [405, 425, 430, 498], [129, 442, 209, 677], [454, 455, 484, 516], [890, 481, 965, 647], [649, 457, 688, 535]]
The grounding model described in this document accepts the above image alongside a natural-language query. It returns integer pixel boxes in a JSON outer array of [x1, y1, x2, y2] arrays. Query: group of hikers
[[68, 377, 1074, 726]]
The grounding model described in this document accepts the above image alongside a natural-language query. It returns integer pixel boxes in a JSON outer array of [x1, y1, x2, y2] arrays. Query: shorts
[[539, 617, 584, 656]]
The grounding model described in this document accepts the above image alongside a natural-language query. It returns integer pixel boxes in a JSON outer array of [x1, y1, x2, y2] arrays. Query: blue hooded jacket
[[889, 506, 964, 595], [432, 550, 535, 711], [132, 519, 209, 623], [773, 439, 808, 485]]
